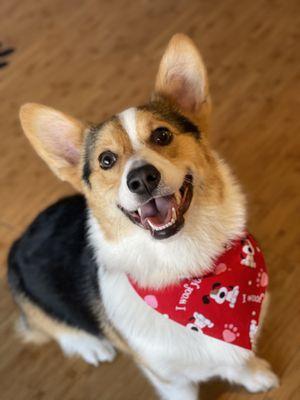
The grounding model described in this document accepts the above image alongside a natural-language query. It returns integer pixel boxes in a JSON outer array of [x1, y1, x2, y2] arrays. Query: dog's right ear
[[154, 33, 210, 125], [20, 103, 86, 191]]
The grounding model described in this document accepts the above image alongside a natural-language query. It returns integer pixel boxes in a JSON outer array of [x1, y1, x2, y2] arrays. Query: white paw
[[244, 368, 279, 393], [58, 333, 116, 366]]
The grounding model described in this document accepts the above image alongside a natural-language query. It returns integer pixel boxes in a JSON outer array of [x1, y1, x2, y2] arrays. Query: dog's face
[[79, 98, 215, 240], [19, 34, 224, 243], [84, 104, 198, 239]]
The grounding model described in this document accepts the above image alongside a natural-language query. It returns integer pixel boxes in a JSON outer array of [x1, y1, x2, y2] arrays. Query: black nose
[[127, 164, 161, 195]]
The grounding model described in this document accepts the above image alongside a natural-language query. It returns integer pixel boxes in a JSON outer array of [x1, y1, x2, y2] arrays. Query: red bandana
[[128, 233, 268, 350]]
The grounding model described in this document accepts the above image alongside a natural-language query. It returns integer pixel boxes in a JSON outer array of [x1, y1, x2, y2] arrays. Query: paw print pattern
[[144, 295, 158, 309], [256, 269, 268, 288], [249, 319, 258, 345], [222, 324, 240, 343], [215, 263, 227, 275]]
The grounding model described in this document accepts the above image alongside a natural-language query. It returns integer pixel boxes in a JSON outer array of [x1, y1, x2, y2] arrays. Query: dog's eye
[[151, 127, 173, 146], [98, 151, 118, 170]]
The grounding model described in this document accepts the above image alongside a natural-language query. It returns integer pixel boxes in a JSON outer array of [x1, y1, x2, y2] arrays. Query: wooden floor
[[0, 0, 299, 399]]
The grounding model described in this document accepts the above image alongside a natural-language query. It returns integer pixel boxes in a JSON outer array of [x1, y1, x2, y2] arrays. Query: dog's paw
[[58, 333, 116, 366], [245, 369, 279, 393], [89, 338, 116, 364], [243, 361, 279, 393]]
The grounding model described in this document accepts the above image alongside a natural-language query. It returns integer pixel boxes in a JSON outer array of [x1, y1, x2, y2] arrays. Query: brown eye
[[98, 151, 118, 170], [151, 127, 173, 146]]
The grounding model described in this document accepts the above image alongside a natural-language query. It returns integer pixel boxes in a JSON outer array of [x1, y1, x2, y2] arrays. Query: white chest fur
[[99, 268, 251, 382]]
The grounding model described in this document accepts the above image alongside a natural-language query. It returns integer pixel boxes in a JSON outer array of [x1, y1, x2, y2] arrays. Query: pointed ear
[[20, 103, 86, 190], [154, 34, 210, 119]]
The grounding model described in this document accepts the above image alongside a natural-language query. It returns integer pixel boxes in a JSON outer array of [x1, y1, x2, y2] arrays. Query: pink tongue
[[140, 196, 175, 226]]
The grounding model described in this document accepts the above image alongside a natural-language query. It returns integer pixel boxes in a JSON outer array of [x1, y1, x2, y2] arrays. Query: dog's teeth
[[147, 212, 177, 232], [137, 208, 142, 217], [147, 219, 155, 230], [171, 207, 177, 221]]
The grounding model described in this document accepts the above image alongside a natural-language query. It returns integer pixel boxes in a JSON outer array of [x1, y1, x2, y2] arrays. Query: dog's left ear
[[154, 33, 210, 121], [20, 103, 86, 191]]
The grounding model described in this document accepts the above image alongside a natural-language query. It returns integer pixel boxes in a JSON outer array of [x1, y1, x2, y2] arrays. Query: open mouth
[[119, 174, 193, 239]]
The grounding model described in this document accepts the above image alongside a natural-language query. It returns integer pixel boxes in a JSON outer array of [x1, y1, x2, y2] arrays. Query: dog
[[7, 34, 279, 399], [187, 312, 214, 332], [202, 282, 240, 308], [241, 238, 257, 268]]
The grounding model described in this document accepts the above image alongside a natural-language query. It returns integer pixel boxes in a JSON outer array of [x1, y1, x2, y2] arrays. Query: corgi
[[7, 34, 279, 399]]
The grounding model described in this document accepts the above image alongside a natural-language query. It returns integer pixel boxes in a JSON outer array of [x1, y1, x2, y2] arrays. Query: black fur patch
[[82, 125, 102, 187], [140, 99, 200, 139], [82, 160, 92, 187], [8, 195, 103, 337]]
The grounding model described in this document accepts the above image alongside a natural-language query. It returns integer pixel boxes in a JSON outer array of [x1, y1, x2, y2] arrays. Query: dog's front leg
[[221, 355, 279, 393], [142, 366, 199, 400]]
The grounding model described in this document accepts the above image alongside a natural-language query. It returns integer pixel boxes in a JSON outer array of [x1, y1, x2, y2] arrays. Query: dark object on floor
[[0, 42, 15, 68]]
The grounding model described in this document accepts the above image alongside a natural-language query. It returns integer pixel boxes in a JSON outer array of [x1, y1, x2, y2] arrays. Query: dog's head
[[19, 34, 217, 241], [19, 33, 244, 262]]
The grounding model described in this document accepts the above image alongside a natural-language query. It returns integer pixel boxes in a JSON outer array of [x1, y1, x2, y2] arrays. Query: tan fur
[[14, 295, 118, 365], [102, 322, 132, 355], [16, 293, 129, 352], [15, 314, 50, 345], [16, 293, 130, 354], [82, 120, 134, 241], [15, 295, 85, 342]]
